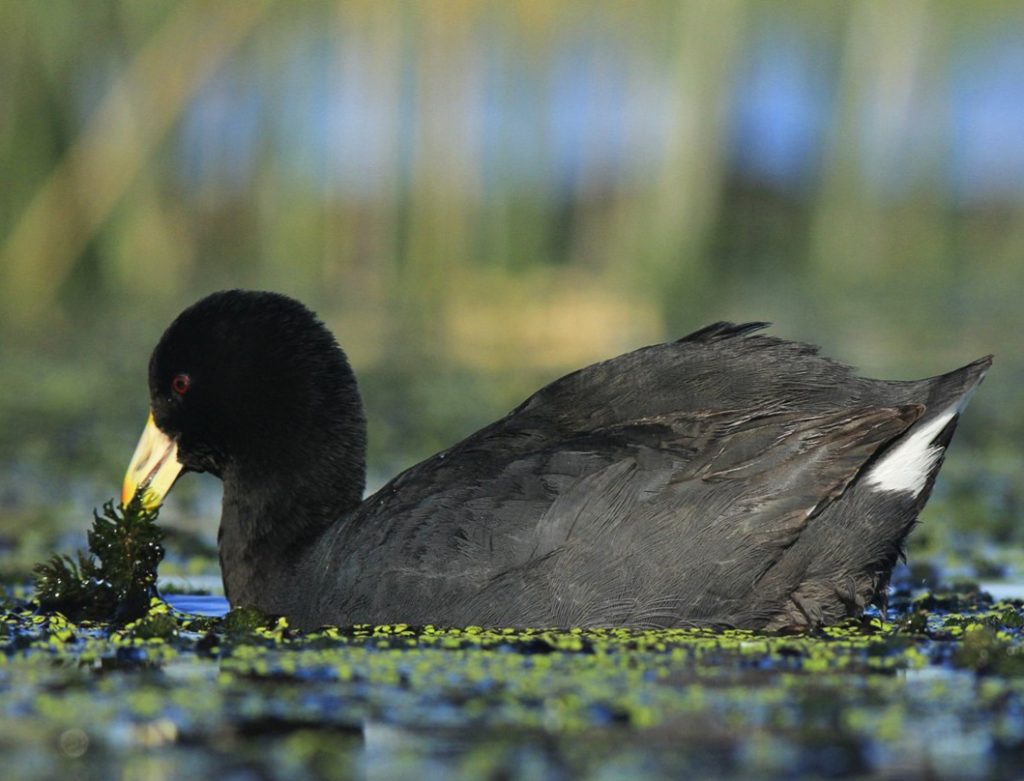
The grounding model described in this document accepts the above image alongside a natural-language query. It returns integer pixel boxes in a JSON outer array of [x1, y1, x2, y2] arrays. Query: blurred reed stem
[[1, 0, 274, 324], [0, 0, 1020, 380]]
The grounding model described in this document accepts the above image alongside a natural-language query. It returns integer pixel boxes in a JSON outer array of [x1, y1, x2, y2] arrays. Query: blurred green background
[[1, 0, 1022, 581]]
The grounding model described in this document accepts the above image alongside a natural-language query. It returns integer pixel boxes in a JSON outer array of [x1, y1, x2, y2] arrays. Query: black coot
[[123, 290, 991, 630]]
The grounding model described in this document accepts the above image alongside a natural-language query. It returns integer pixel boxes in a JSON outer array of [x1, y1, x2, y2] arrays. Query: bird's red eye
[[171, 373, 191, 396]]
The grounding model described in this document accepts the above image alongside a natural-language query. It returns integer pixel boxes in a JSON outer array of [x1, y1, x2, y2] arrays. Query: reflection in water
[[977, 582, 1024, 602], [164, 593, 229, 617]]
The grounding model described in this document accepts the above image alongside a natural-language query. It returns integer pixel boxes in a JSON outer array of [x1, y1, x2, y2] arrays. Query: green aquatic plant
[[4, 576, 1024, 779], [32, 499, 164, 623], [222, 605, 275, 635]]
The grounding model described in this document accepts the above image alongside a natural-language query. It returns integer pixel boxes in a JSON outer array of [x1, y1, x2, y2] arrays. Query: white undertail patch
[[865, 409, 956, 497]]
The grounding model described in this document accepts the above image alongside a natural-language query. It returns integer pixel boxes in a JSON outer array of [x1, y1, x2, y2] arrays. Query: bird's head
[[122, 290, 367, 515]]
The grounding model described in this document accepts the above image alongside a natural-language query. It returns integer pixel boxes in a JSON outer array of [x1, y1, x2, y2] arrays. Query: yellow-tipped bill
[[122, 412, 183, 511]]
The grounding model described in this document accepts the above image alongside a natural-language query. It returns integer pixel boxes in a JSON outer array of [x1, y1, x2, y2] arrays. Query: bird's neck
[[217, 460, 364, 616]]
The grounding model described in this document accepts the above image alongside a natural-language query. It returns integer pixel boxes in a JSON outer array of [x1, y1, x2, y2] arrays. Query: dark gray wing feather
[[293, 328, 988, 630]]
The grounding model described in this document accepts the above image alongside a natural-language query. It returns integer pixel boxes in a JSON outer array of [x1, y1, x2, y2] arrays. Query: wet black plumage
[[142, 290, 991, 630]]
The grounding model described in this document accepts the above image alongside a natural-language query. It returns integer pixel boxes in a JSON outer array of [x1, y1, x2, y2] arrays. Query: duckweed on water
[[12, 513, 1024, 778], [5, 581, 1024, 780]]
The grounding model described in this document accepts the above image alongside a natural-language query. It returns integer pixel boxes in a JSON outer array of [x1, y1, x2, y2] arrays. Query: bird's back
[[301, 324, 990, 631]]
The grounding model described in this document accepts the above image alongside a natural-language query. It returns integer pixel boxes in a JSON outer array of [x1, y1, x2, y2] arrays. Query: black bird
[[123, 290, 990, 630]]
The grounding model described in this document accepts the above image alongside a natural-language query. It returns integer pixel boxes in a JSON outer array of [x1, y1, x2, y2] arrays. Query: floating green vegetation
[[4, 579, 1024, 779], [4, 585, 1024, 779], [32, 500, 164, 623], [12, 527, 1024, 781]]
